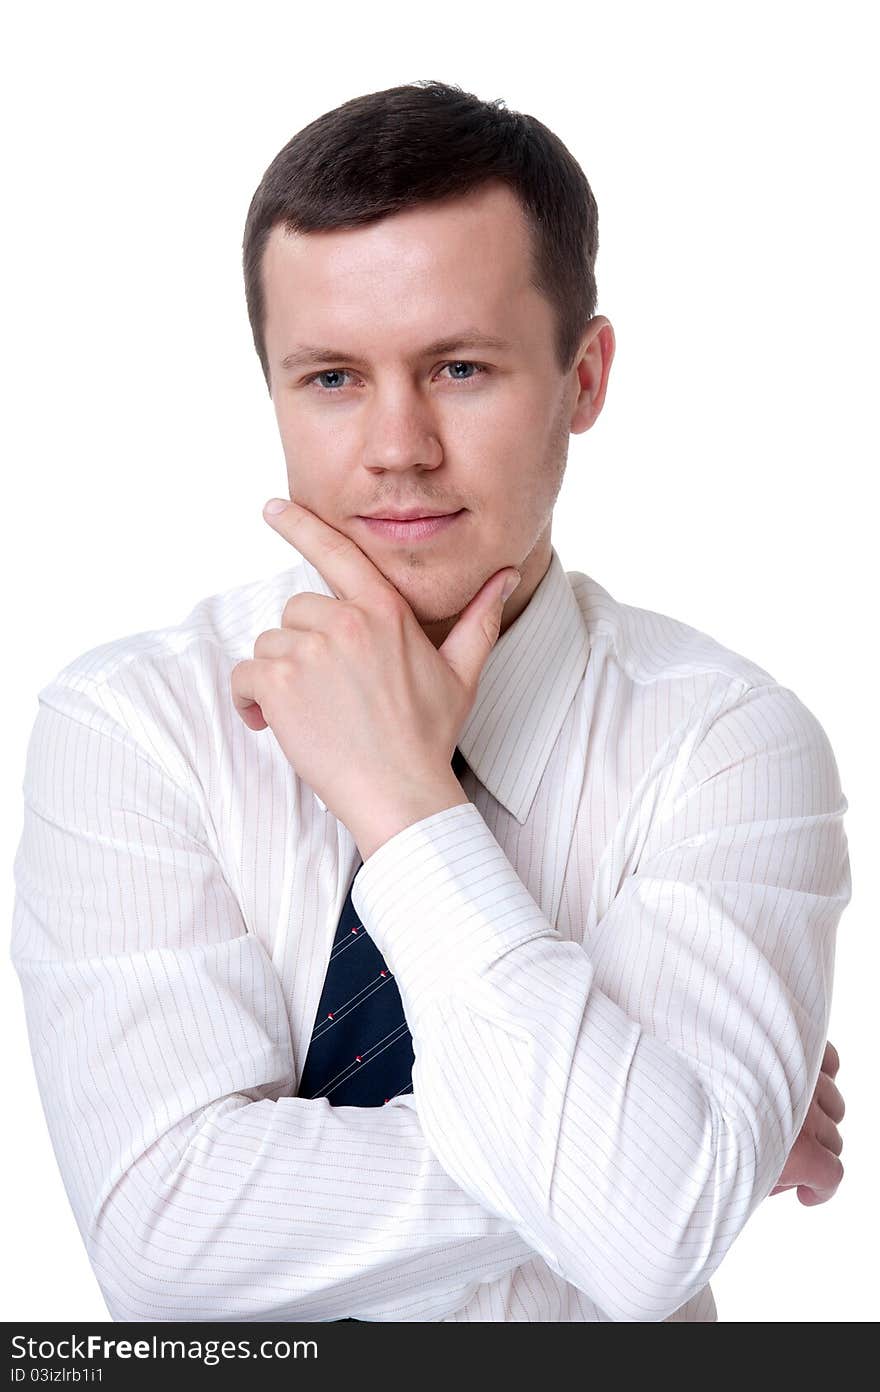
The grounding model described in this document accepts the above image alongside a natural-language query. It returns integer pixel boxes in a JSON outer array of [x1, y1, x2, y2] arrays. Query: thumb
[[439, 567, 521, 688]]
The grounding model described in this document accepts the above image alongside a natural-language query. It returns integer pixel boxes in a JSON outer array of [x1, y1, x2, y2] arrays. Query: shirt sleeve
[[352, 679, 853, 1323], [10, 684, 536, 1323]]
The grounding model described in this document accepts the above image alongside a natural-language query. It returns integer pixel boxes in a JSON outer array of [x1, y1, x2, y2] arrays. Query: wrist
[[350, 771, 469, 861]]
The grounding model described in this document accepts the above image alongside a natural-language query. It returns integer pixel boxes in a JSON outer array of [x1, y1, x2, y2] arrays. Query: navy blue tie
[[298, 746, 468, 1108]]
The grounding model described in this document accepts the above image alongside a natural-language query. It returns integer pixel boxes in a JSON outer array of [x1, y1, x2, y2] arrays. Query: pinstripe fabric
[[297, 747, 469, 1109], [10, 546, 851, 1322]]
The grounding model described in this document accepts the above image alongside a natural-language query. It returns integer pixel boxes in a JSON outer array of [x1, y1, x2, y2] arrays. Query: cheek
[[276, 424, 345, 496], [479, 397, 535, 449]]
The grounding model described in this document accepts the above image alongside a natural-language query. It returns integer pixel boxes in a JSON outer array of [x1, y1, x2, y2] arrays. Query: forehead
[[261, 181, 536, 343]]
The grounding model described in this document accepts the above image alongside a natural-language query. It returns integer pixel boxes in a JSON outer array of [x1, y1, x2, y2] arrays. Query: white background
[[3, 0, 877, 1322]]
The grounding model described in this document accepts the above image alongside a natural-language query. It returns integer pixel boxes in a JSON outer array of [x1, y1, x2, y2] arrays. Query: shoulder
[[50, 560, 310, 685], [564, 568, 845, 808], [31, 561, 311, 785], [566, 569, 779, 692]]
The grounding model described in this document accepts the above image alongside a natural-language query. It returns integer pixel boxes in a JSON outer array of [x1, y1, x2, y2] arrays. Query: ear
[[570, 316, 616, 435]]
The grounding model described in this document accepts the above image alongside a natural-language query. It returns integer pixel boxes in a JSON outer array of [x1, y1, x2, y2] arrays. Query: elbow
[[551, 1097, 777, 1322], [630, 1101, 783, 1322], [85, 1149, 240, 1323], [87, 1191, 193, 1323]]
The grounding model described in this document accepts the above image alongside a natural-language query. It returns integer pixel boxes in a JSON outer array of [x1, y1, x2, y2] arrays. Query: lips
[[357, 510, 465, 542], [360, 508, 460, 520]]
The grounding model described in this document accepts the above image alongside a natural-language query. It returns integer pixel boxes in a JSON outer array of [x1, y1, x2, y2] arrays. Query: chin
[[361, 538, 497, 617], [406, 587, 473, 631], [407, 599, 465, 629], [382, 571, 470, 626]]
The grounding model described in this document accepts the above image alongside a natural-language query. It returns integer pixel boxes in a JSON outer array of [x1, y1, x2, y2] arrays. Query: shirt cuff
[[350, 801, 557, 1035]]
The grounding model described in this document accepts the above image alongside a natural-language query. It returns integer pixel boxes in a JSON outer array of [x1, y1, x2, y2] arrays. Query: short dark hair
[[242, 79, 600, 394]]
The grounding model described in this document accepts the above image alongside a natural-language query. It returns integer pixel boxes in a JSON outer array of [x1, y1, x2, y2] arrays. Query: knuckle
[[375, 587, 407, 623], [281, 595, 307, 627], [324, 529, 354, 558], [253, 626, 286, 658], [260, 659, 285, 692], [819, 1072, 846, 1123], [282, 629, 323, 662], [826, 1155, 844, 1190], [335, 604, 364, 641], [304, 629, 327, 658]]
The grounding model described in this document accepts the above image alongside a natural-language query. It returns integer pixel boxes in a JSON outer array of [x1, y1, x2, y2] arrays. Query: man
[[11, 80, 849, 1322]]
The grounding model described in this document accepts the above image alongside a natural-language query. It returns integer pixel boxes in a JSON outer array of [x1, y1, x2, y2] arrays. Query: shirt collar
[[295, 546, 590, 825]]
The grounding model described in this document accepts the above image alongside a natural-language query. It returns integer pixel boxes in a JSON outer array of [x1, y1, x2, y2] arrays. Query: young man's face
[[262, 179, 613, 647]]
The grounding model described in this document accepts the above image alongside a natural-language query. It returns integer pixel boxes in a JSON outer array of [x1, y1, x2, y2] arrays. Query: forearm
[[11, 697, 534, 1324], [354, 715, 850, 1323], [20, 936, 534, 1323]]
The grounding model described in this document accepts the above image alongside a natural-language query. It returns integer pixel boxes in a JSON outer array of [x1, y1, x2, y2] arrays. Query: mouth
[[356, 509, 466, 542]]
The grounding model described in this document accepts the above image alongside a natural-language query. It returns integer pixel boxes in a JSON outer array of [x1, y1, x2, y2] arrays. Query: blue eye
[[304, 361, 489, 392], [308, 369, 350, 391], [442, 361, 486, 383]]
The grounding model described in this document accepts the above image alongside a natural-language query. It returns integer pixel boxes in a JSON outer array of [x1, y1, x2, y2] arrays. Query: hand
[[769, 1040, 845, 1206], [230, 499, 521, 858]]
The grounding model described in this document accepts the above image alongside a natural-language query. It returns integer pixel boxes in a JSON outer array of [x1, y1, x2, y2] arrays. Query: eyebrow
[[279, 330, 514, 374]]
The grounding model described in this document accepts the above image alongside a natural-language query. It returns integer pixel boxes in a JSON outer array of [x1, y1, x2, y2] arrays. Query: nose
[[361, 380, 444, 474]]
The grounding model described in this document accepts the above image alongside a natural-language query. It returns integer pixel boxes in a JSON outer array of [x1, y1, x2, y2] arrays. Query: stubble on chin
[[370, 554, 466, 623], [399, 586, 465, 629]]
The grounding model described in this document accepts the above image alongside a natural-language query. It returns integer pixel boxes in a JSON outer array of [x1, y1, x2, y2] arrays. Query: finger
[[238, 704, 268, 731], [795, 1186, 825, 1206], [252, 628, 292, 660], [822, 1039, 840, 1079], [263, 499, 392, 603], [438, 568, 520, 695], [230, 657, 272, 727], [816, 1070, 846, 1124], [252, 626, 324, 661], [814, 1110, 843, 1158], [794, 1132, 845, 1198], [797, 1161, 844, 1207], [279, 592, 342, 630]]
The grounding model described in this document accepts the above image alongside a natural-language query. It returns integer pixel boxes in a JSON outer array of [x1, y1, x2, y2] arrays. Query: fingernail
[[501, 571, 521, 602], [264, 498, 289, 515]]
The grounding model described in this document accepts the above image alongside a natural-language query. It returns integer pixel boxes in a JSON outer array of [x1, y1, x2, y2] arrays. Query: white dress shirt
[[10, 546, 852, 1322]]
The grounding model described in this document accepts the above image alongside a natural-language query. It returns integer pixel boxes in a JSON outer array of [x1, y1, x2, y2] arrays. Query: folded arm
[[353, 680, 852, 1322], [11, 689, 534, 1323]]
